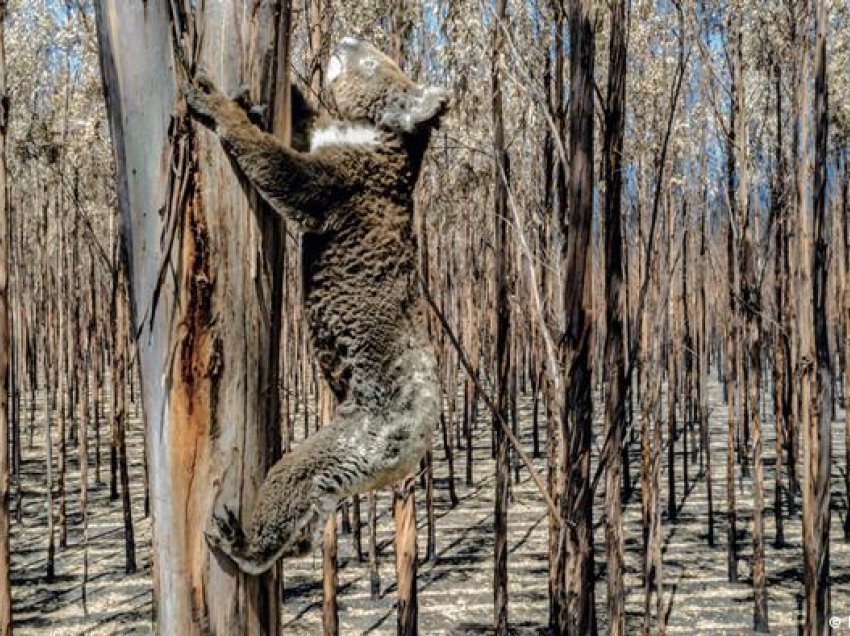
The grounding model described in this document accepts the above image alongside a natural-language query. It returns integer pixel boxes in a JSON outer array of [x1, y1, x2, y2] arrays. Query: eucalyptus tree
[[96, 1, 292, 632]]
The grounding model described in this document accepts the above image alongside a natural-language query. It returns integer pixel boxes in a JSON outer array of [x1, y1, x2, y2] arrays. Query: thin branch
[[420, 275, 563, 526]]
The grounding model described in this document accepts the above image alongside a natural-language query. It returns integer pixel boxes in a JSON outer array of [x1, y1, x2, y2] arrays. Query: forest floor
[[7, 376, 850, 635]]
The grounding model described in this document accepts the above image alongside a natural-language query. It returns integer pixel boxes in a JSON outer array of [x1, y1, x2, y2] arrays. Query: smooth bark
[[95, 1, 291, 632]]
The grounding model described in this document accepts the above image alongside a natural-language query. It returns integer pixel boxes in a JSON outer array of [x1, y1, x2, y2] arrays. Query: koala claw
[[247, 104, 269, 125], [182, 72, 225, 127], [226, 505, 246, 538], [194, 71, 218, 94], [231, 85, 269, 125], [204, 529, 221, 550], [231, 85, 252, 109], [207, 505, 246, 554], [183, 83, 214, 120]]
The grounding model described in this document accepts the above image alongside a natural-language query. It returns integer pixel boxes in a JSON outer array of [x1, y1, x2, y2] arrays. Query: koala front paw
[[182, 72, 228, 128], [231, 85, 268, 126]]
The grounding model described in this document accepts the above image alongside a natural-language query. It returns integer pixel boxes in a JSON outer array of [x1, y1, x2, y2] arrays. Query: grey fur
[[184, 39, 447, 575]]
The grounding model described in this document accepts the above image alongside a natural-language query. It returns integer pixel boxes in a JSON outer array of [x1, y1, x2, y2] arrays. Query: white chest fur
[[309, 124, 381, 153]]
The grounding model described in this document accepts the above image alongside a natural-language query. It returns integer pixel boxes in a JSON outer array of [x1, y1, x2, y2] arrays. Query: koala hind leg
[[206, 444, 333, 575], [206, 404, 432, 575]]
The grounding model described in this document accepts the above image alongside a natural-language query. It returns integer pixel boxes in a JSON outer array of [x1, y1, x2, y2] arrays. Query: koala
[[183, 38, 448, 575]]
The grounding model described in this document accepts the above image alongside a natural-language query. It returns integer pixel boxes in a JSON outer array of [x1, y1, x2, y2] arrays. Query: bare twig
[[420, 275, 563, 526]]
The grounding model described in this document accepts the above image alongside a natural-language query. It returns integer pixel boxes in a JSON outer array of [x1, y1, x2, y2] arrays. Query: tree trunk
[[351, 493, 363, 561], [111, 249, 136, 574], [57, 215, 67, 550], [320, 386, 338, 636], [699, 206, 714, 547], [730, 3, 768, 627], [322, 511, 339, 636], [602, 0, 628, 630], [558, 0, 596, 632], [369, 491, 380, 599], [772, 60, 788, 549], [802, 2, 832, 630], [424, 447, 436, 561], [491, 0, 510, 632], [724, 142, 739, 585], [546, 14, 565, 631], [841, 150, 850, 543], [0, 0, 10, 628], [79, 314, 91, 612], [307, 0, 332, 97], [95, 1, 291, 632], [667, 337, 677, 522], [395, 478, 418, 636], [40, 198, 55, 582]]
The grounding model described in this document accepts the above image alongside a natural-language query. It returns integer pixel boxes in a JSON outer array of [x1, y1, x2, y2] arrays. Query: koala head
[[324, 38, 449, 135]]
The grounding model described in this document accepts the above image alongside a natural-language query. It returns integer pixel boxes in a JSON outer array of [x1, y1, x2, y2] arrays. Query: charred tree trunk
[[730, 3, 768, 627], [0, 1, 10, 629], [667, 336, 677, 522], [111, 242, 135, 574], [841, 150, 850, 543], [79, 303, 91, 612], [801, 2, 832, 630], [547, 12, 566, 631], [724, 122, 739, 586], [602, 0, 628, 631], [322, 510, 339, 636], [491, 0, 510, 632], [699, 206, 714, 547], [351, 493, 363, 561], [40, 197, 55, 582], [424, 447, 436, 561], [57, 216, 67, 550], [558, 0, 596, 632], [369, 491, 380, 599], [772, 61, 788, 549]]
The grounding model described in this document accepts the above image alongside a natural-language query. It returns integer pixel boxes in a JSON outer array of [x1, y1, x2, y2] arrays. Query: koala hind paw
[[205, 505, 246, 554]]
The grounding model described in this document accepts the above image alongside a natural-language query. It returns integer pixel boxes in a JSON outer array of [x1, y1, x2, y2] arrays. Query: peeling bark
[[95, 1, 291, 632]]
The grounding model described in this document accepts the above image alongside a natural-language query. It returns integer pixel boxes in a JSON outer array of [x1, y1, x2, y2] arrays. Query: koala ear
[[381, 86, 450, 133]]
